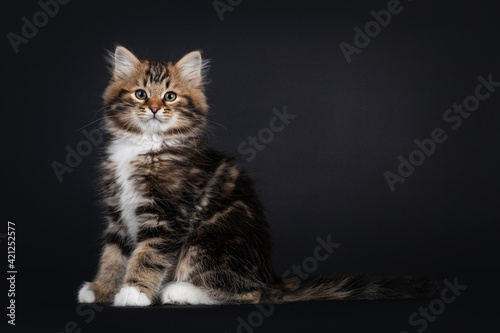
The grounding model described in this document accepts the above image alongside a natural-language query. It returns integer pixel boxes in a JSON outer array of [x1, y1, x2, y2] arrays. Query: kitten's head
[[103, 46, 209, 139]]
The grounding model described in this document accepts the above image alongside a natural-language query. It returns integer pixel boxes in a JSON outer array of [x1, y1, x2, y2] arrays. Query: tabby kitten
[[77, 46, 435, 306]]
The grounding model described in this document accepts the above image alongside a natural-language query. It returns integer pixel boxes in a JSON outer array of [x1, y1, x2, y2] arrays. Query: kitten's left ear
[[107, 46, 140, 79], [176, 51, 207, 86]]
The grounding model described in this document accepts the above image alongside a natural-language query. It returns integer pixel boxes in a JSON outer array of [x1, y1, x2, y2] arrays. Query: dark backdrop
[[2, 0, 499, 332]]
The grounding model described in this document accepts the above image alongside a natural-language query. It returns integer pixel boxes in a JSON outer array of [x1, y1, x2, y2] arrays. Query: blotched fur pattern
[[78, 47, 436, 306]]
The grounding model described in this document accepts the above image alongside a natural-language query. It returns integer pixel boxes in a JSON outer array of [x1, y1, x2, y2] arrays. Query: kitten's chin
[[138, 117, 171, 134]]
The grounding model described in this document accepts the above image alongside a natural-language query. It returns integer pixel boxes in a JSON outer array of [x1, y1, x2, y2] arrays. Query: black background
[[2, 0, 499, 332]]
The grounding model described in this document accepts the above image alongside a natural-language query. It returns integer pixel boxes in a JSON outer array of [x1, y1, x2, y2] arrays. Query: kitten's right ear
[[106, 46, 140, 79]]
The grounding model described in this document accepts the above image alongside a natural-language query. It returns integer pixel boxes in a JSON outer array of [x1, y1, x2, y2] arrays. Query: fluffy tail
[[272, 274, 438, 302]]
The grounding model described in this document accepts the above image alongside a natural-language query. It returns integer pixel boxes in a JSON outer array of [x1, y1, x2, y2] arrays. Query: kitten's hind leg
[[189, 270, 267, 305], [166, 210, 275, 305], [160, 275, 266, 305], [168, 246, 269, 305], [161, 282, 221, 305]]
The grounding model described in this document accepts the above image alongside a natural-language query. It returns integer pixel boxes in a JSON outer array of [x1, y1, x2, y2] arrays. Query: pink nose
[[150, 107, 160, 114]]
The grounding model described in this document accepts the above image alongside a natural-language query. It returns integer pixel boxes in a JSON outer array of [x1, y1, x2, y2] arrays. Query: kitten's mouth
[[146, 116, 163, 123]]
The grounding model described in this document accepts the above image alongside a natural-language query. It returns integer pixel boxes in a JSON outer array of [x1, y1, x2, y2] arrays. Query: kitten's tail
[[272, 274, 438, 302]]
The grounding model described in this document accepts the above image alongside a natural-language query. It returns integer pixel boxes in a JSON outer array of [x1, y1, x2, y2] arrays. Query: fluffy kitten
[[78, 46, 435, 306]]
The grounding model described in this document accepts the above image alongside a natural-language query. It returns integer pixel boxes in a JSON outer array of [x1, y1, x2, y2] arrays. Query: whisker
[[77, 114, 123, 132]]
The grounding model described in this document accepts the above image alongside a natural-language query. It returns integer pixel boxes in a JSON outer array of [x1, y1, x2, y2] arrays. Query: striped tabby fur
[[77, 46, 436, 306]]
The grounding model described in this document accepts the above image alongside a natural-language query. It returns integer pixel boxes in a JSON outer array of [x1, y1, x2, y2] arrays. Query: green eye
[[164, 92, 177, 102], [135, 90, 148, 100]]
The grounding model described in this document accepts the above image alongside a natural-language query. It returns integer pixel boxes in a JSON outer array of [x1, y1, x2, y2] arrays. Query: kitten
[[78, 46, 436, 306]]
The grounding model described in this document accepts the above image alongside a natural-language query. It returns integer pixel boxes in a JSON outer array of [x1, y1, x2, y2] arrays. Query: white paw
[[113, 285, 151, 307], [161, 282, 220, 305], [78, 282, 95, 303]]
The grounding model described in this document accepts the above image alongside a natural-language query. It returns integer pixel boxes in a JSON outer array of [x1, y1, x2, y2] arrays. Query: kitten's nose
[[150, 107, 160, 114]]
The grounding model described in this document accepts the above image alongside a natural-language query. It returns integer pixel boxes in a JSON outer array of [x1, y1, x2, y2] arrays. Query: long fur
[[77, 46, 437, 306], [274, 275, 438, 302]]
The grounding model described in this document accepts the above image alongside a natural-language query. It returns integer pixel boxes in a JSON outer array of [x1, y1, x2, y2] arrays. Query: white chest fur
[[107, 135, 164, 242]]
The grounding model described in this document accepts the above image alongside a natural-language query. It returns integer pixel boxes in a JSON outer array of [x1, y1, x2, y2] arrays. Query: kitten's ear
[[176, 51, 206, 86], [107, 46, 140, 79]]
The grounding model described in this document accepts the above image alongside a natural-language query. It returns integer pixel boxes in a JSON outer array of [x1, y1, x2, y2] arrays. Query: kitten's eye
[[164, 92, 177, 102], [135, 90, 148, 100]]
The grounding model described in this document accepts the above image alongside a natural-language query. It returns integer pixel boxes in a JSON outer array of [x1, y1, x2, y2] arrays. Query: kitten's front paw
[[113, 285, 151, 307], [78, 282, 96, 303]]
